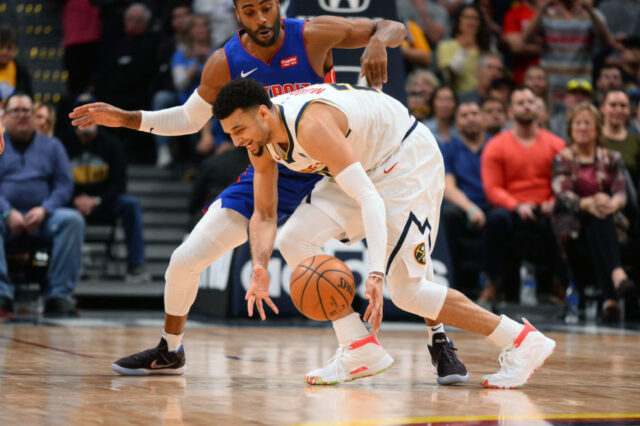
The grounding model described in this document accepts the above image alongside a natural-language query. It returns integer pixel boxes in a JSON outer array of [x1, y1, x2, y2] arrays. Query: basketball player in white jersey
[[214, 78, 556, 388]]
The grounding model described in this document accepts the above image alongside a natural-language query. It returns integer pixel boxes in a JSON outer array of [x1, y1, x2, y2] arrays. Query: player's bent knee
[[276, 227, 310, 270], [387, 263, 448, 320]]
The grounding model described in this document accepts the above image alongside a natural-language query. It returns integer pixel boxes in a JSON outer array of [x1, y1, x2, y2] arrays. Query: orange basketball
[[290, 254, 355, 321]]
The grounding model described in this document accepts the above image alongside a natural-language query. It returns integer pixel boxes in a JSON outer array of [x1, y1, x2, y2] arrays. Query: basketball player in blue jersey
[[70, 0, 467, 384], [214, 79, 556, 388]]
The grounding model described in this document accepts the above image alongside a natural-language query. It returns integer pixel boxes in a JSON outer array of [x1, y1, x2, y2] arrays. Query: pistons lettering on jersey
[[264, 82, 311, 97], [281, 56, 298, 68]]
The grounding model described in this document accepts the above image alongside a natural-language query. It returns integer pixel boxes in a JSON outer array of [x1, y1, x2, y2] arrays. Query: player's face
[[220, 107, 270, 156], [235, 0, 281, 47], [510, 89, 536, 125]]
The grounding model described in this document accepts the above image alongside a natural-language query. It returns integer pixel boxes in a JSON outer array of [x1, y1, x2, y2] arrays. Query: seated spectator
[[550, 78, 593, 141], [33, 102, 56, 137], [0, 93, 84, 316], [487, 77, 516, 106], [66, 94, 151, 283], [424, 86, 460, 144], [0, 26, 32, 101], [522, 0, 620, 101], [552, 102, 637, 321], [156, 14, 213, 168], [406, 69, 440, 121], [437, 5, 493, 95], [524, 65, 555, 115], [600, 89, 640, 186], [480, 86, 565, 304], [502, 0, 541, 85], [595, 65, 624, 107], [440, 101, 490, 285], [459, 53, 505, 104], [481, 97, 507, 136], [151, 1, 193, 168]]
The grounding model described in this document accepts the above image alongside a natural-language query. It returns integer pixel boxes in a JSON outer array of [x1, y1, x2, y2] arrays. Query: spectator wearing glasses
[[0, 93, 84, 316], [459, 53, 505, 104]]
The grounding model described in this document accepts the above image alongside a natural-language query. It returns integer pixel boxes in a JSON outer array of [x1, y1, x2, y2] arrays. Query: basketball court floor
[[0, 315, 639, 425]]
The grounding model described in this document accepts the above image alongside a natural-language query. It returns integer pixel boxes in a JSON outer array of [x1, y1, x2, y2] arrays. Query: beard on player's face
[[241, 10, 281, 47]]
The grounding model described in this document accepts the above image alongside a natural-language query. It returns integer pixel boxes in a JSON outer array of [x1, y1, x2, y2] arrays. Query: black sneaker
[[428, 333, 470, 385], [0, 296, 14, 316], [44, 297, 77, 317], [112, 338, 185, 375]]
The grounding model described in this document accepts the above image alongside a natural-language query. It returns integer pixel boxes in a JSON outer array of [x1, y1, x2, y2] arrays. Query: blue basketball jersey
[[214, 18, 332, 220]]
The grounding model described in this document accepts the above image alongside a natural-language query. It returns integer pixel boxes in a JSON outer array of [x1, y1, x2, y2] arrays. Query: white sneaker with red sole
[[481, 319, 555, 389], [305, 334, 394, 385]]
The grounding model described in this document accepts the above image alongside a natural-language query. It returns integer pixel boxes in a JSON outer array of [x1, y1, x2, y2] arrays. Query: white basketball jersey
[[265, 83, 417, 175]]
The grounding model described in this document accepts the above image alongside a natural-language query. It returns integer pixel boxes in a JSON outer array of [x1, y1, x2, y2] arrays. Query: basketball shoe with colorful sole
[[481, 319, 555, 389], [111, 338, 185, 375], [305, 334, 394, 385]]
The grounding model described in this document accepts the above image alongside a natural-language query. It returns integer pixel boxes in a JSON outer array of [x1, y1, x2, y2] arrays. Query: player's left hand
[[360, 37, 387, 90], [245, 265, 279, 320], [363, 275, 384, 333]]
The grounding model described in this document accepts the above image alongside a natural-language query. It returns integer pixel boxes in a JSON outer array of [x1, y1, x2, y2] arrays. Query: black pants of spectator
[[566, 214, 621, 301], [64, 42, 100, 97], [441, 203, 485, 289], [484, 207, 557, 302]]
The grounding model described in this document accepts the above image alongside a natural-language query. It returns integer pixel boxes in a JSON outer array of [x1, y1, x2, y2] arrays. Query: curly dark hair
[[213, 78, 273, 119], [451, 5, 490, 52]]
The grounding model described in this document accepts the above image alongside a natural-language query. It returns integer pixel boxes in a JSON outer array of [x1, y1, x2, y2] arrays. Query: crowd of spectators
[[401, 0, 640, 321], [0, 0, 639, 322]]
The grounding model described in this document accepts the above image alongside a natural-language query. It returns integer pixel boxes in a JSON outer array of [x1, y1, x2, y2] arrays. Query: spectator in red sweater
[[480, 86, 565, 304]]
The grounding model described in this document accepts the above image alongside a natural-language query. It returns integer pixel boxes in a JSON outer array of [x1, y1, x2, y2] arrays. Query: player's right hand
[[245, 265, 279, 320], [363, 275, 384, 333], [69, 102, 131, 129]]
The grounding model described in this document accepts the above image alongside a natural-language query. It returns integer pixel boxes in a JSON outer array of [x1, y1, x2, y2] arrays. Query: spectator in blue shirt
[[440, 101, 489, 289], [0, 93, 84, 316]]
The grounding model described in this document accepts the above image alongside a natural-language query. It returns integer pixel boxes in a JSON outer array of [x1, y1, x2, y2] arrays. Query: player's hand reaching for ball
[[69, 102, 139, 130], [363, 274, 384, 333], [245, 264, 279, 320], [361, 37, 388, 90]]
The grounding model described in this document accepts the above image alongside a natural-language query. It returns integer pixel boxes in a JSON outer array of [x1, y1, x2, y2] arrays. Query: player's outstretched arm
[[305, 16, 406, 89], [245, 152, 280, 320], [296, 103, 386, 332], [69, 49, 231, 135]]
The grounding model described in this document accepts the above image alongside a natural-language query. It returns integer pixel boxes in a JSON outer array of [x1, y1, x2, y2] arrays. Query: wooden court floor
[[0, 325, 639, 425]]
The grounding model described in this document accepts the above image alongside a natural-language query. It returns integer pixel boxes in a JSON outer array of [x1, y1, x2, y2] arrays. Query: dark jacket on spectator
[[0, 132, 73, 214], [65, 130, 126, 216]]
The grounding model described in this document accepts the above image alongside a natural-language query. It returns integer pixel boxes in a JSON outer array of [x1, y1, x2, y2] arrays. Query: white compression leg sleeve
[[164, 200, 249, 316], [277, 203, 345, 270], [387, 260, 448, 320]]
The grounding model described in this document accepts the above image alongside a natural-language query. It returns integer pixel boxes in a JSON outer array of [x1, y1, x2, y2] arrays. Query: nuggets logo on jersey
[[414, 243, 426, 265]]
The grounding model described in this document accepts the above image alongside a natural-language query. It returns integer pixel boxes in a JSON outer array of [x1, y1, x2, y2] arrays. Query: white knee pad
[[277, 203, 345, 270], [387, 260, 448, 320], [164, 200, 248, 316]]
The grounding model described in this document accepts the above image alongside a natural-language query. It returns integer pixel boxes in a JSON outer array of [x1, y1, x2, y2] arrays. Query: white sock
[[162, 330, 184, 352], [332, 312, 369, 345], [427, 323, 445, 346], [485, 315, 524, 349]]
